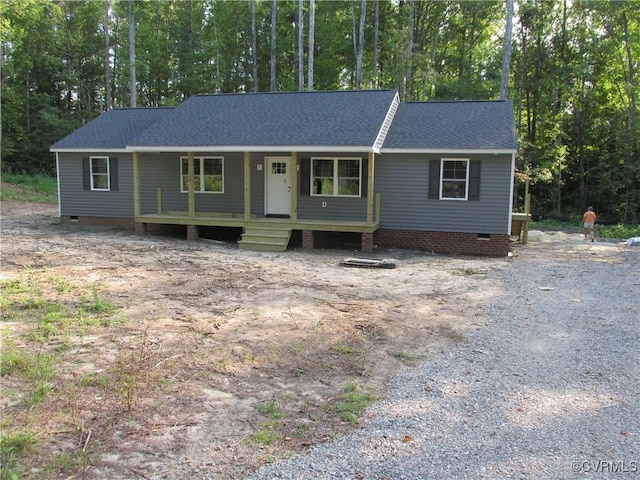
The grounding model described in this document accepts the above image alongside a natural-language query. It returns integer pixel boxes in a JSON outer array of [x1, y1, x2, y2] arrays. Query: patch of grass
[[1, 174, 57, 203], [453, 268, 486, 276], [331, 343, 360, 354], [598, 223, 640, 239], [79, 371, 109, 389], [331, 382, 377, 426], [531, 219, 640, 239], [79, 286, 115, 315], [53, 277, 76, 294], [48, 451, 89, 475], [112, 350, 147, 412], [393, 350, 414, 361], [0, 341, 30, 377], [2, 278, 30, 295], [0, 339, 53, 384], [0, 430, 37, 479], [247, 422, 279, 446], [256, 400, 284, 419]]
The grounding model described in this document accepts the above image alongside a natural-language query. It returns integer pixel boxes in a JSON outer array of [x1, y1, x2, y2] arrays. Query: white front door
[[265, 156, 291, 216]]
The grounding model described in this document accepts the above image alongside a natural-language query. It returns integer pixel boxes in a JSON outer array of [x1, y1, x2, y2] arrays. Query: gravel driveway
[[248, 233, 639, 479]]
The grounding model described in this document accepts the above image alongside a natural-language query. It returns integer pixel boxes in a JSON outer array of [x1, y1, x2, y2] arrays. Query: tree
[[104, 0, 112, 110], [500, 0, 514, 99], [270, 0, 277, 91], [307, 0, 315, 91], [352, 0, 366, 89], [297, 0, 304, 90], [128, 0, 136, 107]]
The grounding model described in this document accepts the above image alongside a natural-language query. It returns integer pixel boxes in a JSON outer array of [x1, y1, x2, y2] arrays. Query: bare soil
[[1, 197, 506, 479]]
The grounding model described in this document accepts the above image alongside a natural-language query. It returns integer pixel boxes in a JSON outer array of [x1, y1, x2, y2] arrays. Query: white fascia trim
[[373, 92, 400, 150], [50, 148, 129, 153], [127, 145, 377, 153], [380, 148, 517, 155], [55, 152, 61, 218]]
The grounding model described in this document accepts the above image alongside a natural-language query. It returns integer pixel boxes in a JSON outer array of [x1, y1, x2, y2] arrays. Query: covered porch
[[132, 151, 381, 252]]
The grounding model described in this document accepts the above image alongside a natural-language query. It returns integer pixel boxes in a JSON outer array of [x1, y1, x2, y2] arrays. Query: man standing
[[581, 206, 597, 242]]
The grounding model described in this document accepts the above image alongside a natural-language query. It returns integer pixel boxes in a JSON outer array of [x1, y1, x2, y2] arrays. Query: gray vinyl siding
[[296, 151, 369, 222], [375, 153, 512, 234], [58, 153, 134, 217], [138, 152, 246, 214], [250, 155, 265, 216]]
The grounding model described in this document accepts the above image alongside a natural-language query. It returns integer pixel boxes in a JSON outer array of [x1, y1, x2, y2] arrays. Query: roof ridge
[[403, 99, 511, 104], [193, 89, 397, 98], [108, 106, 175, 111]]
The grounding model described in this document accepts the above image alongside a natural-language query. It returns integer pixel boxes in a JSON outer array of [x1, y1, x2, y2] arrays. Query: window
[[83, 157, 117, 191], [311, 158, 361, 196], [90, 156, 110, 191], [440, 159, 469, 200], [272, 162, 287, 174], [181, 157, 224, 193]]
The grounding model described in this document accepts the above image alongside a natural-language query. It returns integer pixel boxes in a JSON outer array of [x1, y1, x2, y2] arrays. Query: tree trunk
[[298, 0, 304, 91], [270, 0, 277, 92], [128, 0, 136, 107], [104, 0, 112, 110], [500, 0, 514, 100], [373, 0, 379, 88], [621, 10, 639, 221], [251, 0, 258, 92], [307, 0, 315, 91], [356, 0, 366, 89], [351, 0, 367, 90], [405, 0, 415, 100]]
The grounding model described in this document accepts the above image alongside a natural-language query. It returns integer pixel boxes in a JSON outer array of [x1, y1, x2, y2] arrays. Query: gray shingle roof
[[129, 90, 398, 148], [51, 93, 517, 153], [382, 100, 517, 151], [50, 108, 172, 151]]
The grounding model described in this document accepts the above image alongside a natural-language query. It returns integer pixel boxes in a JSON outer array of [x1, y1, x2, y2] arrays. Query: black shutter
[[82, 157, 91, 190], [468, 160, 481, 201], [428, 159, 440, 199], [109, 157, 118, 191], [361, 158, 368, 197], [300, 158, 310, 196]]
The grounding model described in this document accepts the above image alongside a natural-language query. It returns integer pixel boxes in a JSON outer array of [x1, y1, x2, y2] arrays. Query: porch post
[[290, 151, 298, 221], [187, 151, 195, 218], [366, 151, 375, 225], [133, 151, 140, 217], [244, 151, 251, 220]]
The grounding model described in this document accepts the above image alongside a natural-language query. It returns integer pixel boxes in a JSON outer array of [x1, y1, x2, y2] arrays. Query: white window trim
[[440, 158, 469, 201], [310, 157, 362, 197], [180, 156, 224, 194], [90, 156, 110, 191]]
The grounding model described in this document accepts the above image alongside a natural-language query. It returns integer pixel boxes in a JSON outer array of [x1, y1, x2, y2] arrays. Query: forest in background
[[1, 0, 638, 222]]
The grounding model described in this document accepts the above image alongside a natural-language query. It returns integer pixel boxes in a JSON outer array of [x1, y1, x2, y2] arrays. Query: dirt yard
[[1, 197, 510, 479]]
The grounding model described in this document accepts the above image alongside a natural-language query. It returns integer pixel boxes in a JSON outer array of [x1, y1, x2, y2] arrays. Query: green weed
[[247, 422, 279, 446], [256, 400, 284, 419], [80, 287, 115, 315], [453, 268, 486, 276], [331, 344, 360, 354], [331, 382, 377, 426], [0, 430, 37, 480], [113, 352, 139, 411], [393, 350, 414, 360]]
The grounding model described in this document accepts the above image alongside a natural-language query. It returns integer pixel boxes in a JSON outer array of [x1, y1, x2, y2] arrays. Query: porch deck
[[135, 212, 380, 233]]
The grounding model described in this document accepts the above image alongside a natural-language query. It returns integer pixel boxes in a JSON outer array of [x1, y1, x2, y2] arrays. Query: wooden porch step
[[238, 226, 292, 252]]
